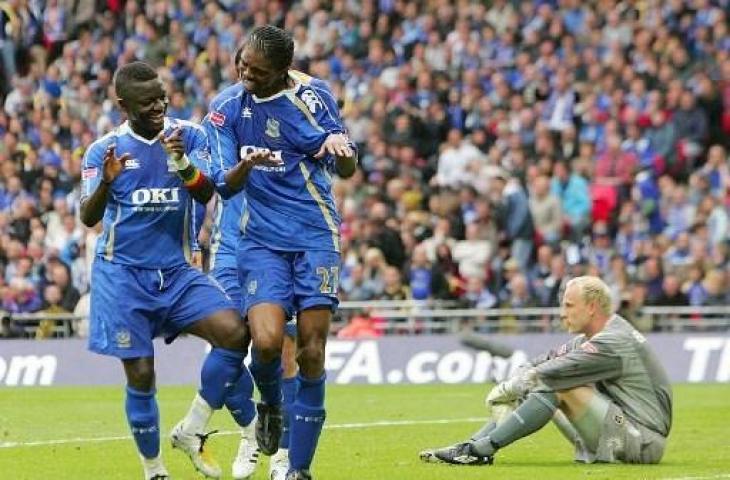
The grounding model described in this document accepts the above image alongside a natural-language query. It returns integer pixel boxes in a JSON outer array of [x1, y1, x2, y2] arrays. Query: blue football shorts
[[88, 258, 235, 358], [212, 265, 298, 338], [236, 238, 340, 318]]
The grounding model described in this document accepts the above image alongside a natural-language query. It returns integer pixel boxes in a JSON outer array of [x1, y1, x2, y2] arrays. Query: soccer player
[[80, 61, 261, 480], [204, 44, 300, 479], [420, 276, 672, 466], [204, 25, 357, 480]]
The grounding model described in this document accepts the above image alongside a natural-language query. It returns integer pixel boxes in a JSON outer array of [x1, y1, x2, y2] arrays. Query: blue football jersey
[[204, 70, 347, 254], [81, 118, 210, 268]]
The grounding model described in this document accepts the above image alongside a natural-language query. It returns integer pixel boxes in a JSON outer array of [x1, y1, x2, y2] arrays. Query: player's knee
[[250, 329, 279, 362], [254, 341, 281, 363], [297, 338, 326, 374], [127, 365, 155, 391], [208, 311, 248, 351]]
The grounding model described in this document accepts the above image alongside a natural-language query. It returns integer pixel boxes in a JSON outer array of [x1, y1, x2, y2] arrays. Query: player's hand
[[101, 144, 131, 184], [314, 133, 353, 159], [160, 128, 189, 170], [486, 381, 517, 405], [243, 148, 284, 169], [190, 250, 203, 270]]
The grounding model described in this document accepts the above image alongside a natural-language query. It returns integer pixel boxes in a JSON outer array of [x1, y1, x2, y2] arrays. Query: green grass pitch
[[1, 383, 729, 479]]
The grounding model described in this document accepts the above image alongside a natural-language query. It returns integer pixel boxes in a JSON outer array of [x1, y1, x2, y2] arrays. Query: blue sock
[[199, 347, 245, 410], [289, 373, 326, 471], [280, 376, 298, 449], [125, 386, 160, 459], [250, 350, 282, 406], [225, 367, 257, 427]]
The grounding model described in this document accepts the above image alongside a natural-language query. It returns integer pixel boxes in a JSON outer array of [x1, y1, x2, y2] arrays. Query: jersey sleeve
[[288, 81, 347, 157], [204, 95, 240, 199], [533, 334, 623, 391], [530, 335, 585, 365], [183, 123, 212, 174], [80, 138, 111, 201]]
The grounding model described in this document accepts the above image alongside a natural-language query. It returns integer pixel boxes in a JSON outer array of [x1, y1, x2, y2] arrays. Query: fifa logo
[[131, 188, 181, 205]]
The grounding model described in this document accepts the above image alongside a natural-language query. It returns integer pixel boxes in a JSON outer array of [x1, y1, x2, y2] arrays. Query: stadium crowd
[[0, 0, 729, 338]]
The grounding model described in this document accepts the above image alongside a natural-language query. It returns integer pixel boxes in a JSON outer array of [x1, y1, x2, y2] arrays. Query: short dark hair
[[242, 25, 294, 71], [114, 61, 158, 100]]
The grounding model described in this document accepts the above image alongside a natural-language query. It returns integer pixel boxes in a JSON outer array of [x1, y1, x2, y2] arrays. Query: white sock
[[141, 454, 167, 476], [182, 393, 213, 434]]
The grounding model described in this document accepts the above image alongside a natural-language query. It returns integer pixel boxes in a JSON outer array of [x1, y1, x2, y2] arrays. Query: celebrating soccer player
[[204, 25, 357, 480], [420, 276, 672, 466], [80, 61, 256, 480], [203, 44, 300, 480]]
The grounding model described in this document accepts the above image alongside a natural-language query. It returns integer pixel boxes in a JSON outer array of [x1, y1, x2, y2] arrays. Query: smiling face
[[238, 44, 288, 97], [118, 77, 168, 138]]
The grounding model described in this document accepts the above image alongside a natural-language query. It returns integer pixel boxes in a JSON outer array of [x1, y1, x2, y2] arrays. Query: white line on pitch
[[659, 475, 730, 480], [0, 417, 485, 449]]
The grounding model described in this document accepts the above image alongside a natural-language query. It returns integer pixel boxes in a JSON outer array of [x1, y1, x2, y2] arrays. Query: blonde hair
[[566, 276, 613, 316]]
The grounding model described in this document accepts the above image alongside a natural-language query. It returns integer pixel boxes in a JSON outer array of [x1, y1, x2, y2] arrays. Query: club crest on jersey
[[301, 89, 323, 113], [210, 111, 226, 127], [124, 158, 140, 169], [242, 107, 252, 119], [265, 118, 280, 138], [115, 329, 131, 348]]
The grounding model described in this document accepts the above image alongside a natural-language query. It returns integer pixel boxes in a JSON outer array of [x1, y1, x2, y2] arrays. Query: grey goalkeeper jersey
[[532, 315, 672, 437]]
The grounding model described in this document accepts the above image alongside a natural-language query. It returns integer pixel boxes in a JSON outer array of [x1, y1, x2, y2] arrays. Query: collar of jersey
[[251, 74, 302, 103], [118, 118, 172, 145]]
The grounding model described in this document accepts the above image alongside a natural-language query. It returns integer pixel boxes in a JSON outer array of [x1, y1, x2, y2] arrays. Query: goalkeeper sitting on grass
[[420, 276, 672, 466]]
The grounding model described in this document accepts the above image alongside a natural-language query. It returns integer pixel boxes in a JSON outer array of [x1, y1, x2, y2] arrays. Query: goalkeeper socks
[[280, 376, 298, 449], [250, 350, 283, 406], [125, 386, 160, 459], [469, 420, 497, 442], [289, 373, 326, 471], [199, 347, 246, 409], [471, 392, 559, 457], [225, 366, 257, 427]]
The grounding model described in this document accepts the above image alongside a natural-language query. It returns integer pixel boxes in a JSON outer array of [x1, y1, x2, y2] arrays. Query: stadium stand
[[0, 0, 728, 338]]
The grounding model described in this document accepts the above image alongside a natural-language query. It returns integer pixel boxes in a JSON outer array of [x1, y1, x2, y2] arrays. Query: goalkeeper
[[420, 276, 672, 466]]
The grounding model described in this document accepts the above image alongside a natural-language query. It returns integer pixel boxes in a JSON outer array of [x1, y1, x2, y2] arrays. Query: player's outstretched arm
[[314, 133, 357, 178], [80, 143, 129, 227], [161, 128, 215, 204]]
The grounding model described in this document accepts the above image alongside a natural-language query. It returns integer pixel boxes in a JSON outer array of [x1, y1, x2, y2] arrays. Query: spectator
[[35, 283, 68, 339], [50, 262, 79, 312], [550, 161, 590, 239], [432, 129, 483, 189], [407, 245, 449, 301], [378, 266, 410, 301], [451, 223, 492, 281], [492, 173, 534, 271], [336, 309, 382, 339], [651, 274, 689, 307], [529, 174, 562, 245]]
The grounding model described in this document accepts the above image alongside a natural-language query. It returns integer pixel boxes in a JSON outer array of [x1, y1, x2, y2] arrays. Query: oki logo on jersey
[[300, 90, 323, 113], [239, 145, 286, 172], [131, 187, 181, 205], [209, 111, 226, 127]]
